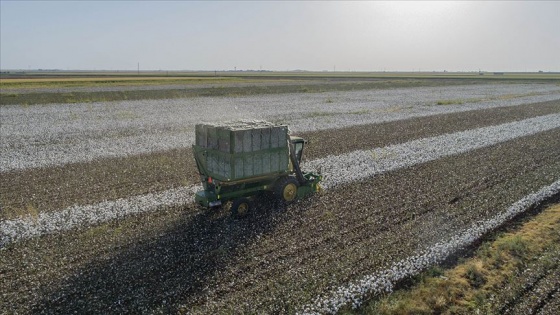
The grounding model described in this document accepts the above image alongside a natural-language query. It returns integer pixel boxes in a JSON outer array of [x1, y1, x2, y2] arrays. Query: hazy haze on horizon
[[1, 1, 558, 72]]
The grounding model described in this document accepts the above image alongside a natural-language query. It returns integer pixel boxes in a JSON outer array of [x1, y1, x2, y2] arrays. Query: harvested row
[[2, 84, 558, 171], [3, 113, 559, 245], [300, 182, 560, 314], [2, 126, 558, 314], [309, 113, 560, 189], [2, 100, 559, 219]]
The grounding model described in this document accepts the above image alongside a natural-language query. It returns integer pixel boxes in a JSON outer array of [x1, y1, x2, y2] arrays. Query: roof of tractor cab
[[289, 136, 306, 143]]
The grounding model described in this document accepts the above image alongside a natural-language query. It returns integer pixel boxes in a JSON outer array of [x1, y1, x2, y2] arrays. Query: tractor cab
[[290, 136, 306, 164]]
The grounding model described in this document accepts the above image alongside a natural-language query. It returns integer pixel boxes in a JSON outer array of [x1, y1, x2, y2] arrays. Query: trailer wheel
[[231, 198, 251, 218], [275, 176, 299, 203]]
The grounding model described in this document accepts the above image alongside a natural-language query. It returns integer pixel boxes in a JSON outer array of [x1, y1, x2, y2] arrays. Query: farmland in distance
[[1, 72, 559, 314]]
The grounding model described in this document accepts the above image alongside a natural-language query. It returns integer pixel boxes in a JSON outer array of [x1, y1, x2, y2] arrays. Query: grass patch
[[1, 204, 40, 221], [83, 223, 126, 239], [0, 92, 19, 98], [349, 203, 560, 315], [495, 93, 538, 101], [436, 99, 465, 105], [464, 263, 487, 288]]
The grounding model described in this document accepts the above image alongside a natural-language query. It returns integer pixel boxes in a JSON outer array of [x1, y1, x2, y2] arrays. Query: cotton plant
[[1, 84, 558, 171]]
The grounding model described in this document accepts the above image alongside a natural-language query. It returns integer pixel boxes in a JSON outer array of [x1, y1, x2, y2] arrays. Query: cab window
[[294, 142, 304, 162]]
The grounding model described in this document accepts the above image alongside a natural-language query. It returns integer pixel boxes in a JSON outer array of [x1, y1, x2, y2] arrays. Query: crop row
[[1, 84, 559, 313], [2, 113, 558, 246], [0, 186, 198, 247], [1, 84, 559, 171], [309, 113, 560, 189], [300, 180, 560, 314], [3, 99, 558, 220]]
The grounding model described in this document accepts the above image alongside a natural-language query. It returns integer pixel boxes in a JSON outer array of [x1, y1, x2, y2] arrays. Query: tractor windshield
[[294, 142, 304, 163]]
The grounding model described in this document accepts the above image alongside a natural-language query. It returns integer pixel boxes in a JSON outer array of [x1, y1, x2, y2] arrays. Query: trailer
[[192, 121, 322, 216]]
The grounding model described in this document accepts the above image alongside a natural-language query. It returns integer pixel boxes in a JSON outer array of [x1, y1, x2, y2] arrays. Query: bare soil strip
[[2, 100, 559, 220], [1, 128, 558, 314]]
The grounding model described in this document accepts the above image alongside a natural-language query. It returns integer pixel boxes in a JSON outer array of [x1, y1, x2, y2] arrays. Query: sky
[[1, 1, 559, 72]]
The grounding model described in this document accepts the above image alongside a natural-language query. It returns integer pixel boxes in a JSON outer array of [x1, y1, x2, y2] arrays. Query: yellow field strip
[[0, 77, 235, 83]]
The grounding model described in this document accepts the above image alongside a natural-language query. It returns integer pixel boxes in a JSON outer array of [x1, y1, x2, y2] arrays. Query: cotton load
[[194, 121, 290, 181]]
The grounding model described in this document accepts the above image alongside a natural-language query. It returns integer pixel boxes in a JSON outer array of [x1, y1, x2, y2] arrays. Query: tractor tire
[[231, 198, 251, 218], [274, 176, 299, 204]]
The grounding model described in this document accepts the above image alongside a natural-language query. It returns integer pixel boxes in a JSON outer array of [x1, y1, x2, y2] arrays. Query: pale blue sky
[[1, 1, 559, 72]]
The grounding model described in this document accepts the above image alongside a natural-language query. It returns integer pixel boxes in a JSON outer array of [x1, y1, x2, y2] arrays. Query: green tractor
[[192, 121, 322, 217]]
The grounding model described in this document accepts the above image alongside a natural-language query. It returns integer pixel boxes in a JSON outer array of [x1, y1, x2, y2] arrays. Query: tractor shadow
[[32, 198, 293, 314]]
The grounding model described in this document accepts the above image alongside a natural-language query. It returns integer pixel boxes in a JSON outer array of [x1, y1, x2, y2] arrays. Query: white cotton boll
[[1, 84, 559, 171]]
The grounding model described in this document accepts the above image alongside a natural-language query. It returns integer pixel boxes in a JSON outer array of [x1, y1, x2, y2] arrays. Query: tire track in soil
[[497, 245, 560, 315], [537, 289, 560, 315], [2, 100, 559, 219], [507, 267, 560, 315], [532, 273, 560, 315], [4, 128, 556, 314]]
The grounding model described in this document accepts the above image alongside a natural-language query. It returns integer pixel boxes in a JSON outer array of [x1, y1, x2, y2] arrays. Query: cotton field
[[2, 84, 559, 171], [1, 81, 559, 314]]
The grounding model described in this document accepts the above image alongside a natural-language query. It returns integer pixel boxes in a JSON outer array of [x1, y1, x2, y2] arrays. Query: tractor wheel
[[275, 176, 299, 204], [231, 198, 251, 218]]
